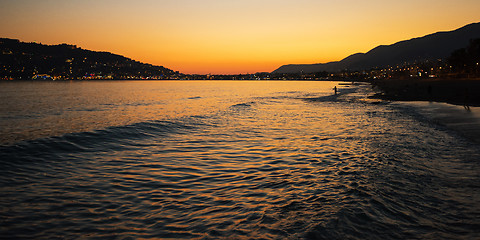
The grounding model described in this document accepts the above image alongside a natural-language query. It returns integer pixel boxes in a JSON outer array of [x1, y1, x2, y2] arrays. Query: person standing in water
[[334, 86, 337, 95]]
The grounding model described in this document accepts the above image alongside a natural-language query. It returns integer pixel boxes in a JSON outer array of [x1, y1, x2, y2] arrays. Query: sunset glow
[[1, 0, 479, 74]]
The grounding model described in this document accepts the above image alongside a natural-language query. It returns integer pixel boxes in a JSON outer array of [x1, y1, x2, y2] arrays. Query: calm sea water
[[0, 80, 479, 239]]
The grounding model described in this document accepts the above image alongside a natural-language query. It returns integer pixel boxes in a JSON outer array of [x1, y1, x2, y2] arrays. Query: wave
[[230, 101, 256, 108], [301, 86, 361, 103], [187, 96, 202, 100], [303, 94, 340, 103], [2, 84, 480, 239], [0, 118, 205, 162]]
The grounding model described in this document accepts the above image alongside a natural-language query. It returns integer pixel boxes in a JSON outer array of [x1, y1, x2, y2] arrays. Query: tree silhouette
[[448, 38, 480, 76]]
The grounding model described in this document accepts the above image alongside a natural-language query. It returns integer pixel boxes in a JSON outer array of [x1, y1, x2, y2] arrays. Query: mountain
[[0, 38, 175, 79], [272, 22, 480, 74]]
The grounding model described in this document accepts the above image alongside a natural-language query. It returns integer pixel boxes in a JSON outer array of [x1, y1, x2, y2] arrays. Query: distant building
[[32, 74, 53, 80]]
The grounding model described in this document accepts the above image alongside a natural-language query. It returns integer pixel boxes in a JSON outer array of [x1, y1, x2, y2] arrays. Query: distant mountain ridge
[[272, 22, 480, 74], [0, 38, 175, 79]]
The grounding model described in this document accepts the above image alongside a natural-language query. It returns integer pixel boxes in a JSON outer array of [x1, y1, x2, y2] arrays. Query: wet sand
[[368, 78, 480, 144], [396, 101, 480, 144]]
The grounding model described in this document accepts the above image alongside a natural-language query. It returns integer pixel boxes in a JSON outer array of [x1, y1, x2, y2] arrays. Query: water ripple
[[1, 85, 480, 239]]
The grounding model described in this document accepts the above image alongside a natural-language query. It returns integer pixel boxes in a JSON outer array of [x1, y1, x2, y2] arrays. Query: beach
[[396, 101, 480, 144], [369, 78, 480, 143], [371, 78, 480, 107]]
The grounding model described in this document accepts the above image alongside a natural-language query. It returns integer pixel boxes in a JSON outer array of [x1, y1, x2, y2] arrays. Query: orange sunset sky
[[1, 0, 480, 74]]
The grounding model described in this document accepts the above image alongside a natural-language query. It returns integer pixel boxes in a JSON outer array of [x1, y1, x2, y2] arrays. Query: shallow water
[[0, 81, 479, 239]]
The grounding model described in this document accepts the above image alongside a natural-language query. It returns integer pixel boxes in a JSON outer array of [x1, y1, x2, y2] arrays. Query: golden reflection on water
[[0, 80, 337, 145], [2, 80, 480, 239]]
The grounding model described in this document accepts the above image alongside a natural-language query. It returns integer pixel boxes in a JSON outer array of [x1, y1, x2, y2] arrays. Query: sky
[[1, 0, 480, 74]]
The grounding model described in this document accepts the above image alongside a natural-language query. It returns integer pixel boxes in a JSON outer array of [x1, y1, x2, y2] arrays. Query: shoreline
[[370, 78, 480, 107], [365, 78, 480, 144], [395, 101, 480, 145]]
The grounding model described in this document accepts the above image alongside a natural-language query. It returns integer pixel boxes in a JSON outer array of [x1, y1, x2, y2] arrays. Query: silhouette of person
[[464, 88, 470, 111], [334, 86, 337, 95]]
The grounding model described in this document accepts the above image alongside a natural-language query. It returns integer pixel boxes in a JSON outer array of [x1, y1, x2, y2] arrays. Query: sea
[[0, 80, 479, 239]]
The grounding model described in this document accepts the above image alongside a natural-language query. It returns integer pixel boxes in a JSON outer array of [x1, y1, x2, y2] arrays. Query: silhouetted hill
[[273, 22, 480, 74], [0, 38, 175, 79]]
